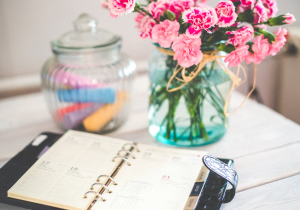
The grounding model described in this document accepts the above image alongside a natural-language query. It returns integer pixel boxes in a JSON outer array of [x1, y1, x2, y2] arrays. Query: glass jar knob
[[73, 13, 98, 33]]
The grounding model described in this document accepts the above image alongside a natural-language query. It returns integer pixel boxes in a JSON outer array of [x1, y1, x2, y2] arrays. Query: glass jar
[[148, 48, 231, 146], [41, 14, 136, 133]]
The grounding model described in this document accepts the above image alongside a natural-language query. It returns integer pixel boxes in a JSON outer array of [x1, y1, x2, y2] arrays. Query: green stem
[[164, 91, 181, 141], [252, 21, 268, 26], [197, 89, 209, 141], [139, 8, 159, 23], [206, 90, 226, 123], [202, 61, 226, 105], [178, 126, 190, 139], [252, 0, 259, 12], [206, 87, 223, 107], [214, 85, 225, 104], [199, 120, 209, 140], [137, 11, 146, 16], [149, 56, 227, 143], [210, 60, 216, 72]]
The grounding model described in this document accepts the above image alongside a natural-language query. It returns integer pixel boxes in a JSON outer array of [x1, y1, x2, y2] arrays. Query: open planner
[[7, 130, 208, 210]]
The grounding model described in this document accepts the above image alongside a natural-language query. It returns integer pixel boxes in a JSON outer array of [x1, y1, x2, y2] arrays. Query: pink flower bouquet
[[103, 0, 295, 146], [103, 0, 295, 67]]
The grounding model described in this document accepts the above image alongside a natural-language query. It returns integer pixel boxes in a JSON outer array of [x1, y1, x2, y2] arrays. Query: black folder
[[0, 132, 64, 210]]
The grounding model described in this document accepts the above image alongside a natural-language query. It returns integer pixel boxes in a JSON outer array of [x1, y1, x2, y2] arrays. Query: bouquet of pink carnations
[[102, 0, 296, 145], [103, 0, 295, 68]]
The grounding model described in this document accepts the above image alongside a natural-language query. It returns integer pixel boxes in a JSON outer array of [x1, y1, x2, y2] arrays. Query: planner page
[[92, 144, 207, 210], [8, 130, 132, 210]]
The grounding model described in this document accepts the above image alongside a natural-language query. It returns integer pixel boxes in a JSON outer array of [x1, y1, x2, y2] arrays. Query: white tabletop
[[1, 73, 300, 210]]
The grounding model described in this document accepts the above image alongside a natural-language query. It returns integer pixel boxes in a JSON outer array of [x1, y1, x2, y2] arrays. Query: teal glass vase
[[148, 48, 231, 147]]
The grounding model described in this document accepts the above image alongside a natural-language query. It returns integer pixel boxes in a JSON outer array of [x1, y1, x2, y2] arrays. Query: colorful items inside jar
[[53, 72, 127, 132]]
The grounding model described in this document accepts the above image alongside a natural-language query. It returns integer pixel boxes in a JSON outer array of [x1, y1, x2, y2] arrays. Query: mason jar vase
[[148, 48, 231, 146]]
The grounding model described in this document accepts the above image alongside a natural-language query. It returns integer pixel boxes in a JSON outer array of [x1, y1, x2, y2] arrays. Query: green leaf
[[179, 23, 191, 34], [210, 115, 217, 122], [233, 1, 241, 11], [159, 14, 167, 22], [257, 28, 276, 44], [254, 31, 262, 37], [218, 43, 236, 53], [246, 42, 254, 54], [238, 9, 254, 23], [206, 30, 228, 43], [178, 13, 184, 25]]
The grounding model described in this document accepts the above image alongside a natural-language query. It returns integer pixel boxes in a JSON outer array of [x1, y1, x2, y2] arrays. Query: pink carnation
[[253, 0, 268, 26], [172, 34, 203, 68], [102, 1, 109, 9], [261, 0, 278, 18], [108, 0, 136, 16], [268, 27, 287, 56], [170, 0, 194, 19], [102, 1, 118, 18], [283, 13, 296, 24], [195, 2, 208, 8], [226, 25, 254, 46], [152, 20, 180, 48], [240, 0, 256, 8], [234, 4, 247, 15], [137, 15, 156, 39], [225, 45, 249, 67], [245, 35, 269, 64], [135, 13, 144, 28], [183, 7, 218, 38], [215, 1, 238, 27], [239, 0, 269, 27], [195, 0, 209, 8], [147, 0, 171, 20], [148, 0, 194, 20]]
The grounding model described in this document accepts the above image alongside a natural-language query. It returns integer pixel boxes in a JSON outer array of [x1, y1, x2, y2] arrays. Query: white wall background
[[0, 0, 299, 78]]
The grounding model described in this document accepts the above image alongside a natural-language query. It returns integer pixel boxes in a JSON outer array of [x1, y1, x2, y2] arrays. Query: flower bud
[[166, 10, 176, 21], [160, 10, 176, 21], [268, 13, 296, 26], [134, 2, 140, 11], [283, 13, 296, 24]]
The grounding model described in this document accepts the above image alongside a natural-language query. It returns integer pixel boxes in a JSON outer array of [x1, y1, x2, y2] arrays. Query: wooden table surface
[[1, 73, 300, 210]]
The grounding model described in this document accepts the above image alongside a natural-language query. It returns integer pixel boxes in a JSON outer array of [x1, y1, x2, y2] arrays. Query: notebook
[[7, 130, 207, 210]]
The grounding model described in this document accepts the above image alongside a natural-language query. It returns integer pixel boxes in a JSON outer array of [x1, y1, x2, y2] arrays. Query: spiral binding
[[90, 183, 112, 192], [117, 150, 136, 159], [84, 191, 106, 201], [84, 142, 139, 209], [112, 156, 131, 166], [96, 175, 117, 185], [122, 143, 140, 152]]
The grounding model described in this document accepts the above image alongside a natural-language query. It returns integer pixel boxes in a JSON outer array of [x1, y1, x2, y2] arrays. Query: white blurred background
[[0, 0, 300, 123]]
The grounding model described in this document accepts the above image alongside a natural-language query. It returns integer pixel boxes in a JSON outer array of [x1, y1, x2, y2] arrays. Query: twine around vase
[[156, 47, 257, 117]]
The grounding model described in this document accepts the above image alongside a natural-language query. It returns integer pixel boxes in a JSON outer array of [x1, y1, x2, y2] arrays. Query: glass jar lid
[[52, 13, 121, 54]]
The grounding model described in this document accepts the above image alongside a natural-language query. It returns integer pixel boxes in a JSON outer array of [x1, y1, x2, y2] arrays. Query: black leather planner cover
[[0, 132, 64, 210]]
